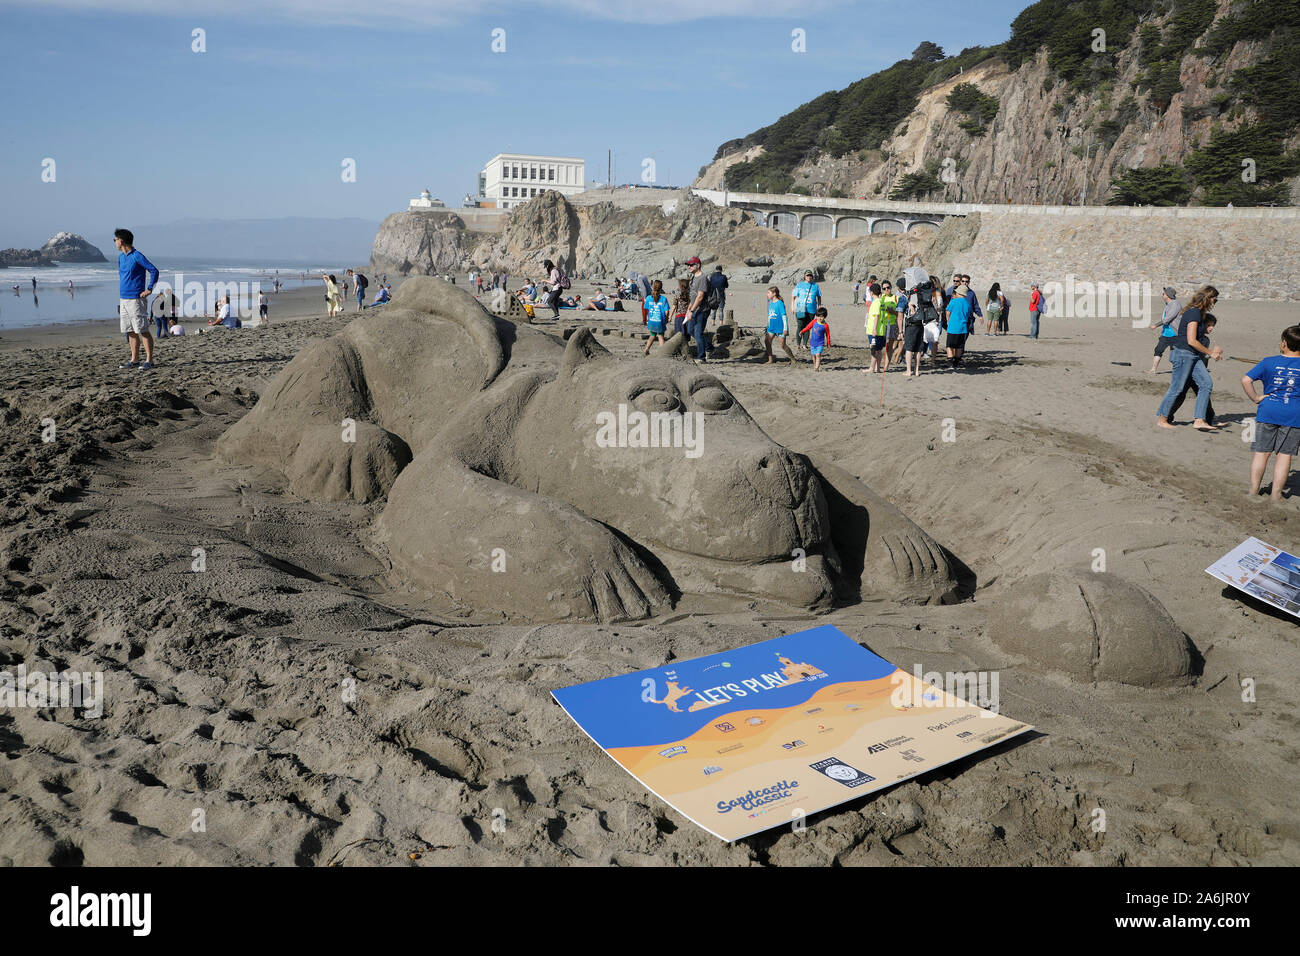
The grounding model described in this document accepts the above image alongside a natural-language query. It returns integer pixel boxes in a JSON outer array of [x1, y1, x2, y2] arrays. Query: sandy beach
[[0, 279, 1296, 866]]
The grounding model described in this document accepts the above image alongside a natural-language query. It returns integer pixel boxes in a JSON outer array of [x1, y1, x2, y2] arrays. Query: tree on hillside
[[1107, 165, 1191, 206], [889, 171, 945, 201], [912, 41, 945, 62]]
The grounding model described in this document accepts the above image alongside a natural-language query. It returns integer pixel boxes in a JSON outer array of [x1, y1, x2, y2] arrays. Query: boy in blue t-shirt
[[1243, 325, 1300, 500]]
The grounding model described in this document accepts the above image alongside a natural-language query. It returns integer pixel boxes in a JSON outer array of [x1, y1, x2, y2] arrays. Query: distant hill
[[697, 0, 1300, 207], [132, 217, 381, 263]]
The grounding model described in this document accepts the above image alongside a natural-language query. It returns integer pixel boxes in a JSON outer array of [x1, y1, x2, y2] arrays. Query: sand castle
[[218, 277, 959, 622]]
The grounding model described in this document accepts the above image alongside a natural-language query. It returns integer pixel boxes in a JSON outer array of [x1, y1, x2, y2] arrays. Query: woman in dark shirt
[[1156, 285, 1222, 432]]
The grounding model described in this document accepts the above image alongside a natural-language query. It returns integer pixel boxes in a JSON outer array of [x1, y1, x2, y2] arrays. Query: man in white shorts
[[114, 228, 159, 370]]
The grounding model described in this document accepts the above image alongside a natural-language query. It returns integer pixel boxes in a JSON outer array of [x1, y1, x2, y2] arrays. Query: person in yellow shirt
[[865, 281, 899, 374]]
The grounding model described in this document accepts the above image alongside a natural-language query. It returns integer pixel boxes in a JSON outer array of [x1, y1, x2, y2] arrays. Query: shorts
[[647, 319, 666, 335], [946, 332, 968, 350], [766, 321, 787, 336], [119, 297, 150, 334], [903, 323, 925, 352], [810, 345, 825, 356], [259, 305, 268, 316], [1153, 335, 1175, 356], [868, 335, 887, 349], [883, 323, 898, 341], [1252, 422, 1300, 455], [594, 302, 606, 310]]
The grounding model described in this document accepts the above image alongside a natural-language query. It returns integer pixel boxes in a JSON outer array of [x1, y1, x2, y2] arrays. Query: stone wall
[[955, 208, 1300, 301]]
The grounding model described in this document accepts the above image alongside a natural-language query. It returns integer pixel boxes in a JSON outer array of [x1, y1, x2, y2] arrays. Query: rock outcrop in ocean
[[40, 232, 107, 262], [0, 248, 54, 269]]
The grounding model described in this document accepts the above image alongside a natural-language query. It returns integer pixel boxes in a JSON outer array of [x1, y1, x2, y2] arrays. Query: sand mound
[[986, 571, 1196, 687]]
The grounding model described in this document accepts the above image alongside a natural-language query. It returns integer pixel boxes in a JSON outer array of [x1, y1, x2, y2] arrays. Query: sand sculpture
[[219, 277, 959, 622], [985, 570, 1196, 687]]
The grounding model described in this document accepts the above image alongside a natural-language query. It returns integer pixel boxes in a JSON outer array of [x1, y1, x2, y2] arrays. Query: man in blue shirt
[[114, 228, 159, 370], [793, 270, 821, 351]]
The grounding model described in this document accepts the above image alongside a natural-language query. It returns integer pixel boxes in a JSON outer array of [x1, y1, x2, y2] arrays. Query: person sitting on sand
[[208, 295, 241, 329], [1156, 285, 1222, 432], [170, 320, 186, 336], [1243, 324, 1300, 501], [763, 285, 796, 364], [584, 291, 608, 311], [366, 285, 392, 308], [642, 279, 671, 356]]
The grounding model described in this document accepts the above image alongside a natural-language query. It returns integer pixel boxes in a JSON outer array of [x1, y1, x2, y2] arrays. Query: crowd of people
[[110, 226, 1295, 500], [755, 268, 1017, 376]]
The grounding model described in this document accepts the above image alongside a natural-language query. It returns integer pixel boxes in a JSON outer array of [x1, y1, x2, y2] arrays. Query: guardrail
[[691, 188, 1300, 220]]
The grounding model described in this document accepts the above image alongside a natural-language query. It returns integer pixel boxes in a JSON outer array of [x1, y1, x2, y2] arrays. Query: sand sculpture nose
[[741, 447, 804, 511]]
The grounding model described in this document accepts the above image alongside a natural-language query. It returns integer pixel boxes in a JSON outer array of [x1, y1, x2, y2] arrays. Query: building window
[[549, 168, 555, 181]]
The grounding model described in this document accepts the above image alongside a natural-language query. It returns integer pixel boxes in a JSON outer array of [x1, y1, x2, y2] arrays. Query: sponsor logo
[[702, 765, 723, 776], [714, 722, 736, 733], [746, 716, 765, 726], [658, 745, 687, 758], [716, 779, 800, 814], [809, 757, 876, 788], [844, 703, 862, 711], [956, 731, 973, 739], [926, 713, 978, 733], [780, 739, 806, 751], [804, 707, 823, 715], [865, 735, 915, 755], [898, 748, 925, 763], [717, 743, 744, 755]]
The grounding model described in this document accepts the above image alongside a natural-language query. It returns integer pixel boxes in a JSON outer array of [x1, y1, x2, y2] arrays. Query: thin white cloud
[[0, 0, 841, 25]]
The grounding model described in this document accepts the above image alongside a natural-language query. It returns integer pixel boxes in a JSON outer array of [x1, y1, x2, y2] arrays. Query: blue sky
[[0, 0, 1028, 247]]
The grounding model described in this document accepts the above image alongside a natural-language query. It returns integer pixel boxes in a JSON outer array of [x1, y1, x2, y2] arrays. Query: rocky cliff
[[40, 232, 106, 262], [369, 211, 486, 277], [371, 189, 950, 287], [697, 0, 1300, 207]]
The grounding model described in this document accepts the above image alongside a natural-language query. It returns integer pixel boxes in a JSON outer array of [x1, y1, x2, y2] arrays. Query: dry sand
[[0, 280, 1296, 866]]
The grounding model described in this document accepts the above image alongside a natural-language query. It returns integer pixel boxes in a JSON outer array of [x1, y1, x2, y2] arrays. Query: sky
[[0, 0, 1029, 248]]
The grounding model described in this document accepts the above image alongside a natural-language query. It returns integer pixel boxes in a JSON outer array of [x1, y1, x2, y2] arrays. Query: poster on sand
[[552, 624, 1034, 842], [1206, 536, 1300, 619]]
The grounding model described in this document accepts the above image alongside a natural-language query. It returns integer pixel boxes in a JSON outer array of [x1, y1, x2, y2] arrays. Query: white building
[[481, 153, 585, 210], [409, 188, 445, 210]]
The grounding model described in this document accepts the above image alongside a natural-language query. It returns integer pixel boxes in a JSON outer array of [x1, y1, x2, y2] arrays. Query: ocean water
[[0, 258, 382, 330]]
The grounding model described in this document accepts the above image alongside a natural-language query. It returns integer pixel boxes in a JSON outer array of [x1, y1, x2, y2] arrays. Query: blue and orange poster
[[552, 624, 1033, 841]]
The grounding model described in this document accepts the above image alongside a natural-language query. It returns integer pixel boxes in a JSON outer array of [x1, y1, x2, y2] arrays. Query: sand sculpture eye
[[630, 386, 682, 414], [690, 382, 733, 412]]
